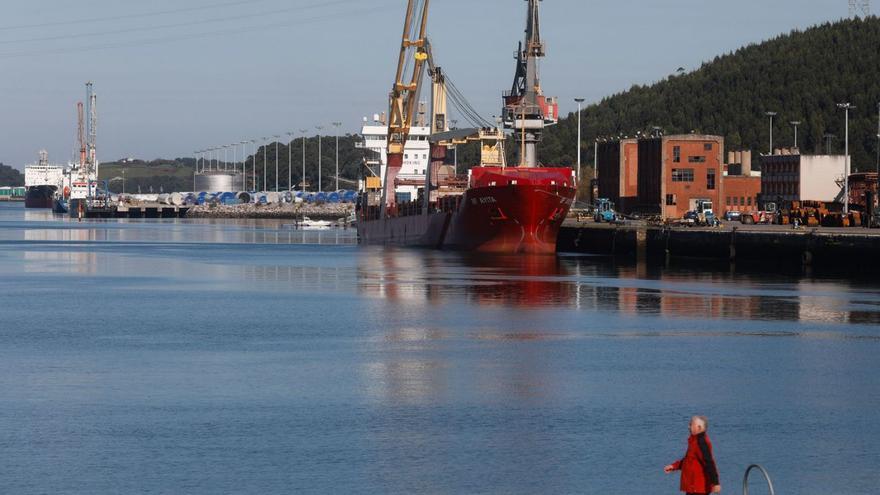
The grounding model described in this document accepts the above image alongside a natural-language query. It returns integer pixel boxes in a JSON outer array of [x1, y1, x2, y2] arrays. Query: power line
[[0, 0, 363, 46], [0, 0, 273, 31], [0, 3, 396, 59]]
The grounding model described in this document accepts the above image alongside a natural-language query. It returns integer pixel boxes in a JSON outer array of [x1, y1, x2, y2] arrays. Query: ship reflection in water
[[357, 248, 880, 328]]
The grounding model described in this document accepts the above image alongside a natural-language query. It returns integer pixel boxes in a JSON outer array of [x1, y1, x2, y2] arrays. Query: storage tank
[[194, 171, 245, 192]]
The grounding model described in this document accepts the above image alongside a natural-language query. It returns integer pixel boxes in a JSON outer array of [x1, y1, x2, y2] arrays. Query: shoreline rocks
[[188, 202, 354, 220]]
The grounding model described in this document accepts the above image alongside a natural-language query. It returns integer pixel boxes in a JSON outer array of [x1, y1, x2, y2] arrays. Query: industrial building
[[722, 150, 761, 213], [597, 134, 724, 219], [759, 151, 845, 205]]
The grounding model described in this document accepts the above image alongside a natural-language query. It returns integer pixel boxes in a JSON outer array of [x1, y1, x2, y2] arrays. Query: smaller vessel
[[300, 217, 332, 229], [24, 150, 65, 209]]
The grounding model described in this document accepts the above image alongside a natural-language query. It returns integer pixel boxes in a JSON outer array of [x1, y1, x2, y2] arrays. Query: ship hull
[[358, 167, 576, 254], [24, 186, 56, 209]]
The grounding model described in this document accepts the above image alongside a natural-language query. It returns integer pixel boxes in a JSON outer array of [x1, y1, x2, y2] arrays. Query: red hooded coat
[[670, 432, 720, 494]]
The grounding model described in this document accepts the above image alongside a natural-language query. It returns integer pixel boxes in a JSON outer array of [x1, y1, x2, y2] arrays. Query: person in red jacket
[[664, 415, 722, 494]]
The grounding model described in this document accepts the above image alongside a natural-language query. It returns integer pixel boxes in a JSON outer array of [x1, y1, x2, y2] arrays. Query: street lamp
[[574, 97, 585, 187], [273, 135, 281, 192], [249, 139, 257, 191], [765, 111, 777, 154], [231, 143, 238, 180], [262, 137, 269, 192], [790, 121, 801, 150], [300, 129, 308, 191], [286, 132, 295, 191], [239, 141, 248, 190], [332, 122, 342, 191], [223, 145, 230, 171], [316, 125, 324, 192], [837, 102, 855, 214]]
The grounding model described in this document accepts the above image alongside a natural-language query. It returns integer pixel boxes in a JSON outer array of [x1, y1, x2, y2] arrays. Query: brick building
[[721, 150, 761, 213], [595, 138, 638, 211], [597, 134, 724, 219]]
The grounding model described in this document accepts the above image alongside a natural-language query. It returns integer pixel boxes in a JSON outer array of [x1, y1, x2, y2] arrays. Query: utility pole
[[838, 102, 854, 214], [273, 135, 281, 192], [316, 125, 324, 192], [300, 129, 308, 191], [332, 122, 342, 191], [790, 121, 801, 150], [575, 98, 585, 186], [765, 111, 777, 154]]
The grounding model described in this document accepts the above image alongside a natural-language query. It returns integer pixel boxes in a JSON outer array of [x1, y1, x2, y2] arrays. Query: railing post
[[742, 464, 776, 495]]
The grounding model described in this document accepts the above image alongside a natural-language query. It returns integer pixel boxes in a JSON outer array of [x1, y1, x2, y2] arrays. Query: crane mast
[[77, 102, 86, 168], [382, 0, 430, 215], [86, 82, 98, 178], [503, 0, 558, 168]]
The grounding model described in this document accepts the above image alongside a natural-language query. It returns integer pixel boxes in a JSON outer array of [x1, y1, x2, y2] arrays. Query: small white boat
[[300, 216, 332, 229]]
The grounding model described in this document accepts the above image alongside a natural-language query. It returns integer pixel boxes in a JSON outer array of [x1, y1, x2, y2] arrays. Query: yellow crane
[[382, 0, 430, 216]]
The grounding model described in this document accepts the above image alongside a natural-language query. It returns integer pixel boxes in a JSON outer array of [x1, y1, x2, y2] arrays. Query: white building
[[760, 152, 846, 204]]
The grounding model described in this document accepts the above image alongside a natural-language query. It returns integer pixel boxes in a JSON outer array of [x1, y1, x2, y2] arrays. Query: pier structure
[[558, 220, 880, 271]]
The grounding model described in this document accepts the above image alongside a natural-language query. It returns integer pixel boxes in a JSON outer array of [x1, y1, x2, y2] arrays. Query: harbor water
[[0, 202, 878, 494]]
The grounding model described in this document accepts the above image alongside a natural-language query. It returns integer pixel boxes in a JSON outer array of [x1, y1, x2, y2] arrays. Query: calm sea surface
[[0, 202, 878, 494]]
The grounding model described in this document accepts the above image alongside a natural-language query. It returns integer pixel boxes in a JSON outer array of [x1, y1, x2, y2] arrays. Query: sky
[[0, 0, 851, 169]]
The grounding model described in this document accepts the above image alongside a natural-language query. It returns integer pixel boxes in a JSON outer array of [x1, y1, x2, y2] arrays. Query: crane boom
[[382, 0, 430, 215]]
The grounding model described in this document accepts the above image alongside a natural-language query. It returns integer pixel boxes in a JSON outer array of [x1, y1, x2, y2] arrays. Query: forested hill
[[540, 16, 880, 172], [0, 163, 24, 186]]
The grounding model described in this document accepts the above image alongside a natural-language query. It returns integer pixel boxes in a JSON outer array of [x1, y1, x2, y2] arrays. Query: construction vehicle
[[593, 198, 620, 223], [683, 199, 717, 226], [740, 202, 777, 225]]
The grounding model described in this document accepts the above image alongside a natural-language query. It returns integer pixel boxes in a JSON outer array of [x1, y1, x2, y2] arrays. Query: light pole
[[575, 97, 585, 186], [223, 145, 230, 171], [240, 141, 248, 190], [122, 167, 126, 194], [249, 140, 256, 191], [231, 143, 238, 182], [790, 121, 801, 150], [876, 102, 879, 179], [262, 137, 269, 192], [316, 125, 324, 192], [273, 135, 281, 192], [300, 129, 308, 191], [765, 111, 777, 154], [594, 138, 599, 179], [837, 102, 854, 214], [332, 122, 342, 191], [286, 132, 295, 191]]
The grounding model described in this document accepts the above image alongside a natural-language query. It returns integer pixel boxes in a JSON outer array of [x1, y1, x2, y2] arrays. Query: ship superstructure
[[24, 150, 65, 208]]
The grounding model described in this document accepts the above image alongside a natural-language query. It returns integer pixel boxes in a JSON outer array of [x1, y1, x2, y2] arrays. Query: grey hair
[[692, 415, 709, 430]]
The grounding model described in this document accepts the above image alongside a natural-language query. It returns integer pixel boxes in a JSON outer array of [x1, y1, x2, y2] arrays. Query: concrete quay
[[557, 219, 880, 270]]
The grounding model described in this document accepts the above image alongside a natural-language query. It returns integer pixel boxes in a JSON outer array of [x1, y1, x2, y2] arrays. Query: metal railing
[[743, 464, 776, 495]]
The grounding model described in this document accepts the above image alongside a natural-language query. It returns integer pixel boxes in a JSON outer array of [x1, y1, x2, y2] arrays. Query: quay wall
[[557, 223, 880, 269]]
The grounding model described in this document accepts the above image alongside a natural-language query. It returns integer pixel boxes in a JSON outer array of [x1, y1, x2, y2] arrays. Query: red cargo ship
[[359, 166, 574, 254], [357, 0, 575, 254]]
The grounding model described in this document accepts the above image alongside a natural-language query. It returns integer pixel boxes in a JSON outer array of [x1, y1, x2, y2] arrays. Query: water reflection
[[357, 249, 880, 326]]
